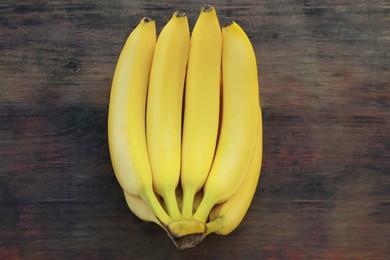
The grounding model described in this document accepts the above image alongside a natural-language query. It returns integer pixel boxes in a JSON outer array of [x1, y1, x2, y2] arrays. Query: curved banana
[[180, 4, 221, 218], [206, 110, 262, 235], [124, 191, 162, 227], [146, 12, 190, 218], [194, 21, 260, 222], [108, 18, 170, 225]]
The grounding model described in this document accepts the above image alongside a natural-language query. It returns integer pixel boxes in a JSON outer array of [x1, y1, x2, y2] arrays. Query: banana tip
[[142, 17, 153, 23], [174, 11, 187, 17], [223, 21, 235, 28], [201, 4, 214, 12]]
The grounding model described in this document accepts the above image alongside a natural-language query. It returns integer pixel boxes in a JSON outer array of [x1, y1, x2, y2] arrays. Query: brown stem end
[[165, 220, 207, 250], [201, 4, 214, 12]]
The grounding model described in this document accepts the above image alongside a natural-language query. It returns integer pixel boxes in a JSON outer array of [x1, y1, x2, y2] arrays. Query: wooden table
[[1, 0, 389, 259]]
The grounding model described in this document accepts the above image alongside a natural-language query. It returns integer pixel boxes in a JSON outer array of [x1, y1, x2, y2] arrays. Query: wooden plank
[[1, 0, 389, 258]]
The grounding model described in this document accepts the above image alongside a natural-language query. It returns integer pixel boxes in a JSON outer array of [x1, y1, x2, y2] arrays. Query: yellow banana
[[108, 17, 170, 225], [180, 4, 221, 218], [146, 12, 190, 219], [206, 110, 262, 235], [193, 21, 261, 222], [123, 191, 162, 227]]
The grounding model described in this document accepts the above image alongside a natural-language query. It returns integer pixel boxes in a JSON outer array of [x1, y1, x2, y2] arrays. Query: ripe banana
[[146, 12, 190, 219], [193, 21, 261, 222], [180, 5, 221, 218], [206, 110, 263, 235], [108, 17, 170, 225]]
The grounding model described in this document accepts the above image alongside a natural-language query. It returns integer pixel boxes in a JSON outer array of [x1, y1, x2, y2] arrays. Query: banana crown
[[108, 4, 262, 250]]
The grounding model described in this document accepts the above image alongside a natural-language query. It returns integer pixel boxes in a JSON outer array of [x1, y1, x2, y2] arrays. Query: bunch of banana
[[108, 4, 262, 249]]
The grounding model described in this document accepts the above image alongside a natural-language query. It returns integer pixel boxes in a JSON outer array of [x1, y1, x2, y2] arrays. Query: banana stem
[[181, 187, 196, 218], [165, 220, 207, 249], [163, 188, 182, 219], [205, 218, 221, 235], [193, 193, 215, 222], [141, 189, 171, 225]]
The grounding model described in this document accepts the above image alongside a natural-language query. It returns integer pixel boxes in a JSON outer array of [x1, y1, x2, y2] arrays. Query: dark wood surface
[[1, 0, 389, 259]]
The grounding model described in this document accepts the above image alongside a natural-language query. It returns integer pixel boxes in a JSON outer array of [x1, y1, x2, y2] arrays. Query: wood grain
[[1, 0, 389, 259]]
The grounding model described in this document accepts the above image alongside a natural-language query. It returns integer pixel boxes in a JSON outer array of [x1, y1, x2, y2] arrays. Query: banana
[[180, 4, 221, 218], [206, 110, 262, 235], [123, 191, 162, 227], [193, 21, 261, 222], [146, 12, 190, 219], [108, 17, 170, 225]]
